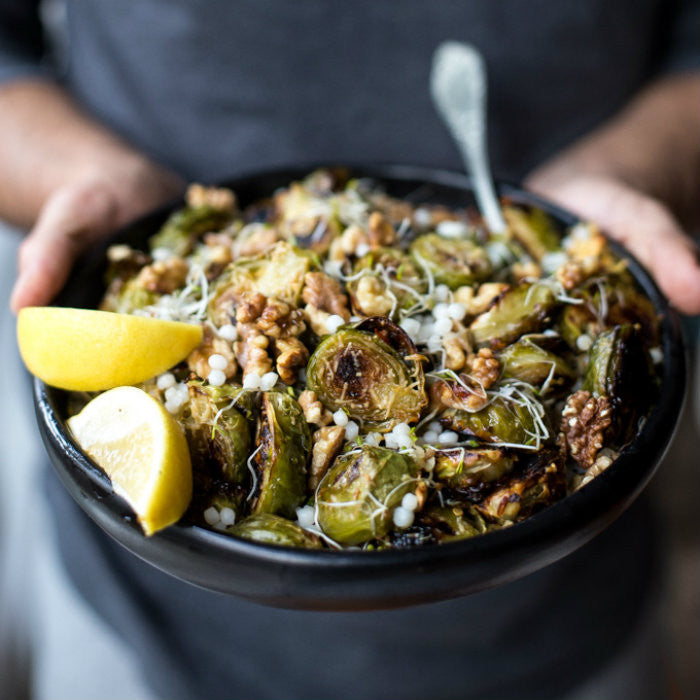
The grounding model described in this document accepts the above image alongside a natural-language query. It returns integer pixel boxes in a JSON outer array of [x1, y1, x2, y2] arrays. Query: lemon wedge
[[17, 307, 203, 391], [67, 386, 193, 535]]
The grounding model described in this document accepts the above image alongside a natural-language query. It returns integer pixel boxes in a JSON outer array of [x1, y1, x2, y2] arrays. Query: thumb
[[10, 183, 121, 313]]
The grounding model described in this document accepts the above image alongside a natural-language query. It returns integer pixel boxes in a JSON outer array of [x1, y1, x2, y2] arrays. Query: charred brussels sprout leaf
[[469, 283, 558, 349], [434, 447, 514, 490], [441, 391, 547, 448], [582, 325, 652, 443], [306, 327, 427, 428], [150, 205, 233, 257], [317, 445, 421, 545], [251, 391, 311, 518], [410, 233, 491, 289], [229, 513, 321, 548], [421, 504, 489, 541], [500, 334, 575, 391], [476, 448, 565, 523], [181, 382, 252, 484], [503, 206, 561, 261]]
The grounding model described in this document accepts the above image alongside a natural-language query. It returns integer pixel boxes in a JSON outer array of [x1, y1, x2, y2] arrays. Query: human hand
[[525, 172, 700, 315], [10, 162, 184, 312]]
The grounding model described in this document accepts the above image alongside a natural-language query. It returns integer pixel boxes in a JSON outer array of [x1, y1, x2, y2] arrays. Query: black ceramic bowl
[[34, 165, 686, 611]]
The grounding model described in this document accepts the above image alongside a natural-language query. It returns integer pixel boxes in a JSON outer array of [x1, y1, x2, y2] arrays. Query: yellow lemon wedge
[[67, 386, 193, 535], [17, 307, 203, 391]]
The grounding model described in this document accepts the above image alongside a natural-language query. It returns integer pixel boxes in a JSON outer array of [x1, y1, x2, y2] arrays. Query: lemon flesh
[[17, 307, 203, 391], [67, 386, 193, 535]]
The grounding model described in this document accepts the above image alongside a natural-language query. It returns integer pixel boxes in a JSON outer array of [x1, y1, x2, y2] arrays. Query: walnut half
[[560, 390, 612, 468]]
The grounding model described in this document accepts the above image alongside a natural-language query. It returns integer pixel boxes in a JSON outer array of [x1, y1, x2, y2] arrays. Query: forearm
[[0, 79, 183, 229], [528, 72, 700, 230]]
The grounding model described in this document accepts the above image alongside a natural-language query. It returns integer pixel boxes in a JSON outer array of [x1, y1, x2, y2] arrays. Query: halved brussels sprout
[[557, 303, 597, 349], [582, 324, 652, 442], [273, 179, 342, 253], [100, 277, 160, 314], [207, 241, 313, 325], [434, 447, 514, 490], [250, 391, 311, 518], [316, 445, 421, 545], [503, 206, 561, 261], [410, 233, 492, 289], [149, 204, 233, 257], [441, 391, 547, 448], [499, 334, 575, 390], [181, 382, 253, 484], [469, 282, 558, 349], [306, 326, 427, 428], [229, 513, 322, 548], [476, 448, 565, 523]]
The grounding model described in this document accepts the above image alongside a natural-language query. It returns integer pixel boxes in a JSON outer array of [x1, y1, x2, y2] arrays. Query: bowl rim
[[33, 163, 687, 583]]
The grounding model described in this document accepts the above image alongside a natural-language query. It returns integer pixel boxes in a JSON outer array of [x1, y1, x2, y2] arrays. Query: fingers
[[528, 175, 700, 315], [10, 183, 118, 312]]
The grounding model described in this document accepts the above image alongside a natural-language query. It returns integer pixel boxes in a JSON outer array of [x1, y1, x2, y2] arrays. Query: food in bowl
[[67, 168, 661, 549]]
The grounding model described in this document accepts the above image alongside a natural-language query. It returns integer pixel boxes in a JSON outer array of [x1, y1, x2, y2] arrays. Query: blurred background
[[1, 222, 698, 699]]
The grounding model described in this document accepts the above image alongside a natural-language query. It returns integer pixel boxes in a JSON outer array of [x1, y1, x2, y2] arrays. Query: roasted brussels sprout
[[441, 390, 547, 448], [469, 282, 558, 349], [250, 391, 311, 518], [229, 513, 322, 548], [347, 248, 427, 316], [273, 180, 341, 253], [316, 445, 422, 545], [181, 382, 253, 484], [150, 204, 233, 256], [410, 233, 492, 289], [503, 206, 561, 261], [434, 447, 515, 490], [420, 504, 489, 541], [476, 448, 565, 523], [582, 324, 652, 442], [100, 277, 160, 314], [499, 334, 575, 391], [208, 242, 312, 325], [306, 326, 427, 429]]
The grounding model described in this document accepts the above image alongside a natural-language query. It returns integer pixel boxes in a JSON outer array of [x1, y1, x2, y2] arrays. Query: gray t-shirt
[[2, 1, 696, 698]]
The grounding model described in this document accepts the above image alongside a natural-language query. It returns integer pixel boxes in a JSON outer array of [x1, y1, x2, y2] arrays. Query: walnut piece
[[136, 258, 189, 294], [328, 224, 368, 262], [454, 283, 509, 316], [187, 324, 237, 379], [298, 390, 332, 426], [257, 299, 306, 339], [274, 337, 309, 385], [367, 211, 397, 247], [430, 375, 488, 412], [234, 324, 273, 378], [442, 323, 473, 371], [186, 183, 235, 212], [309, 426, 346, 491], [232, 223, 280, 259], [235, 291, 267, 324], [511, 261, 542, 283], [352, 275, 394, 316], [561, 390, 612, 468], [466, 348, 500, 390], [302, 272, 350, 318]]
